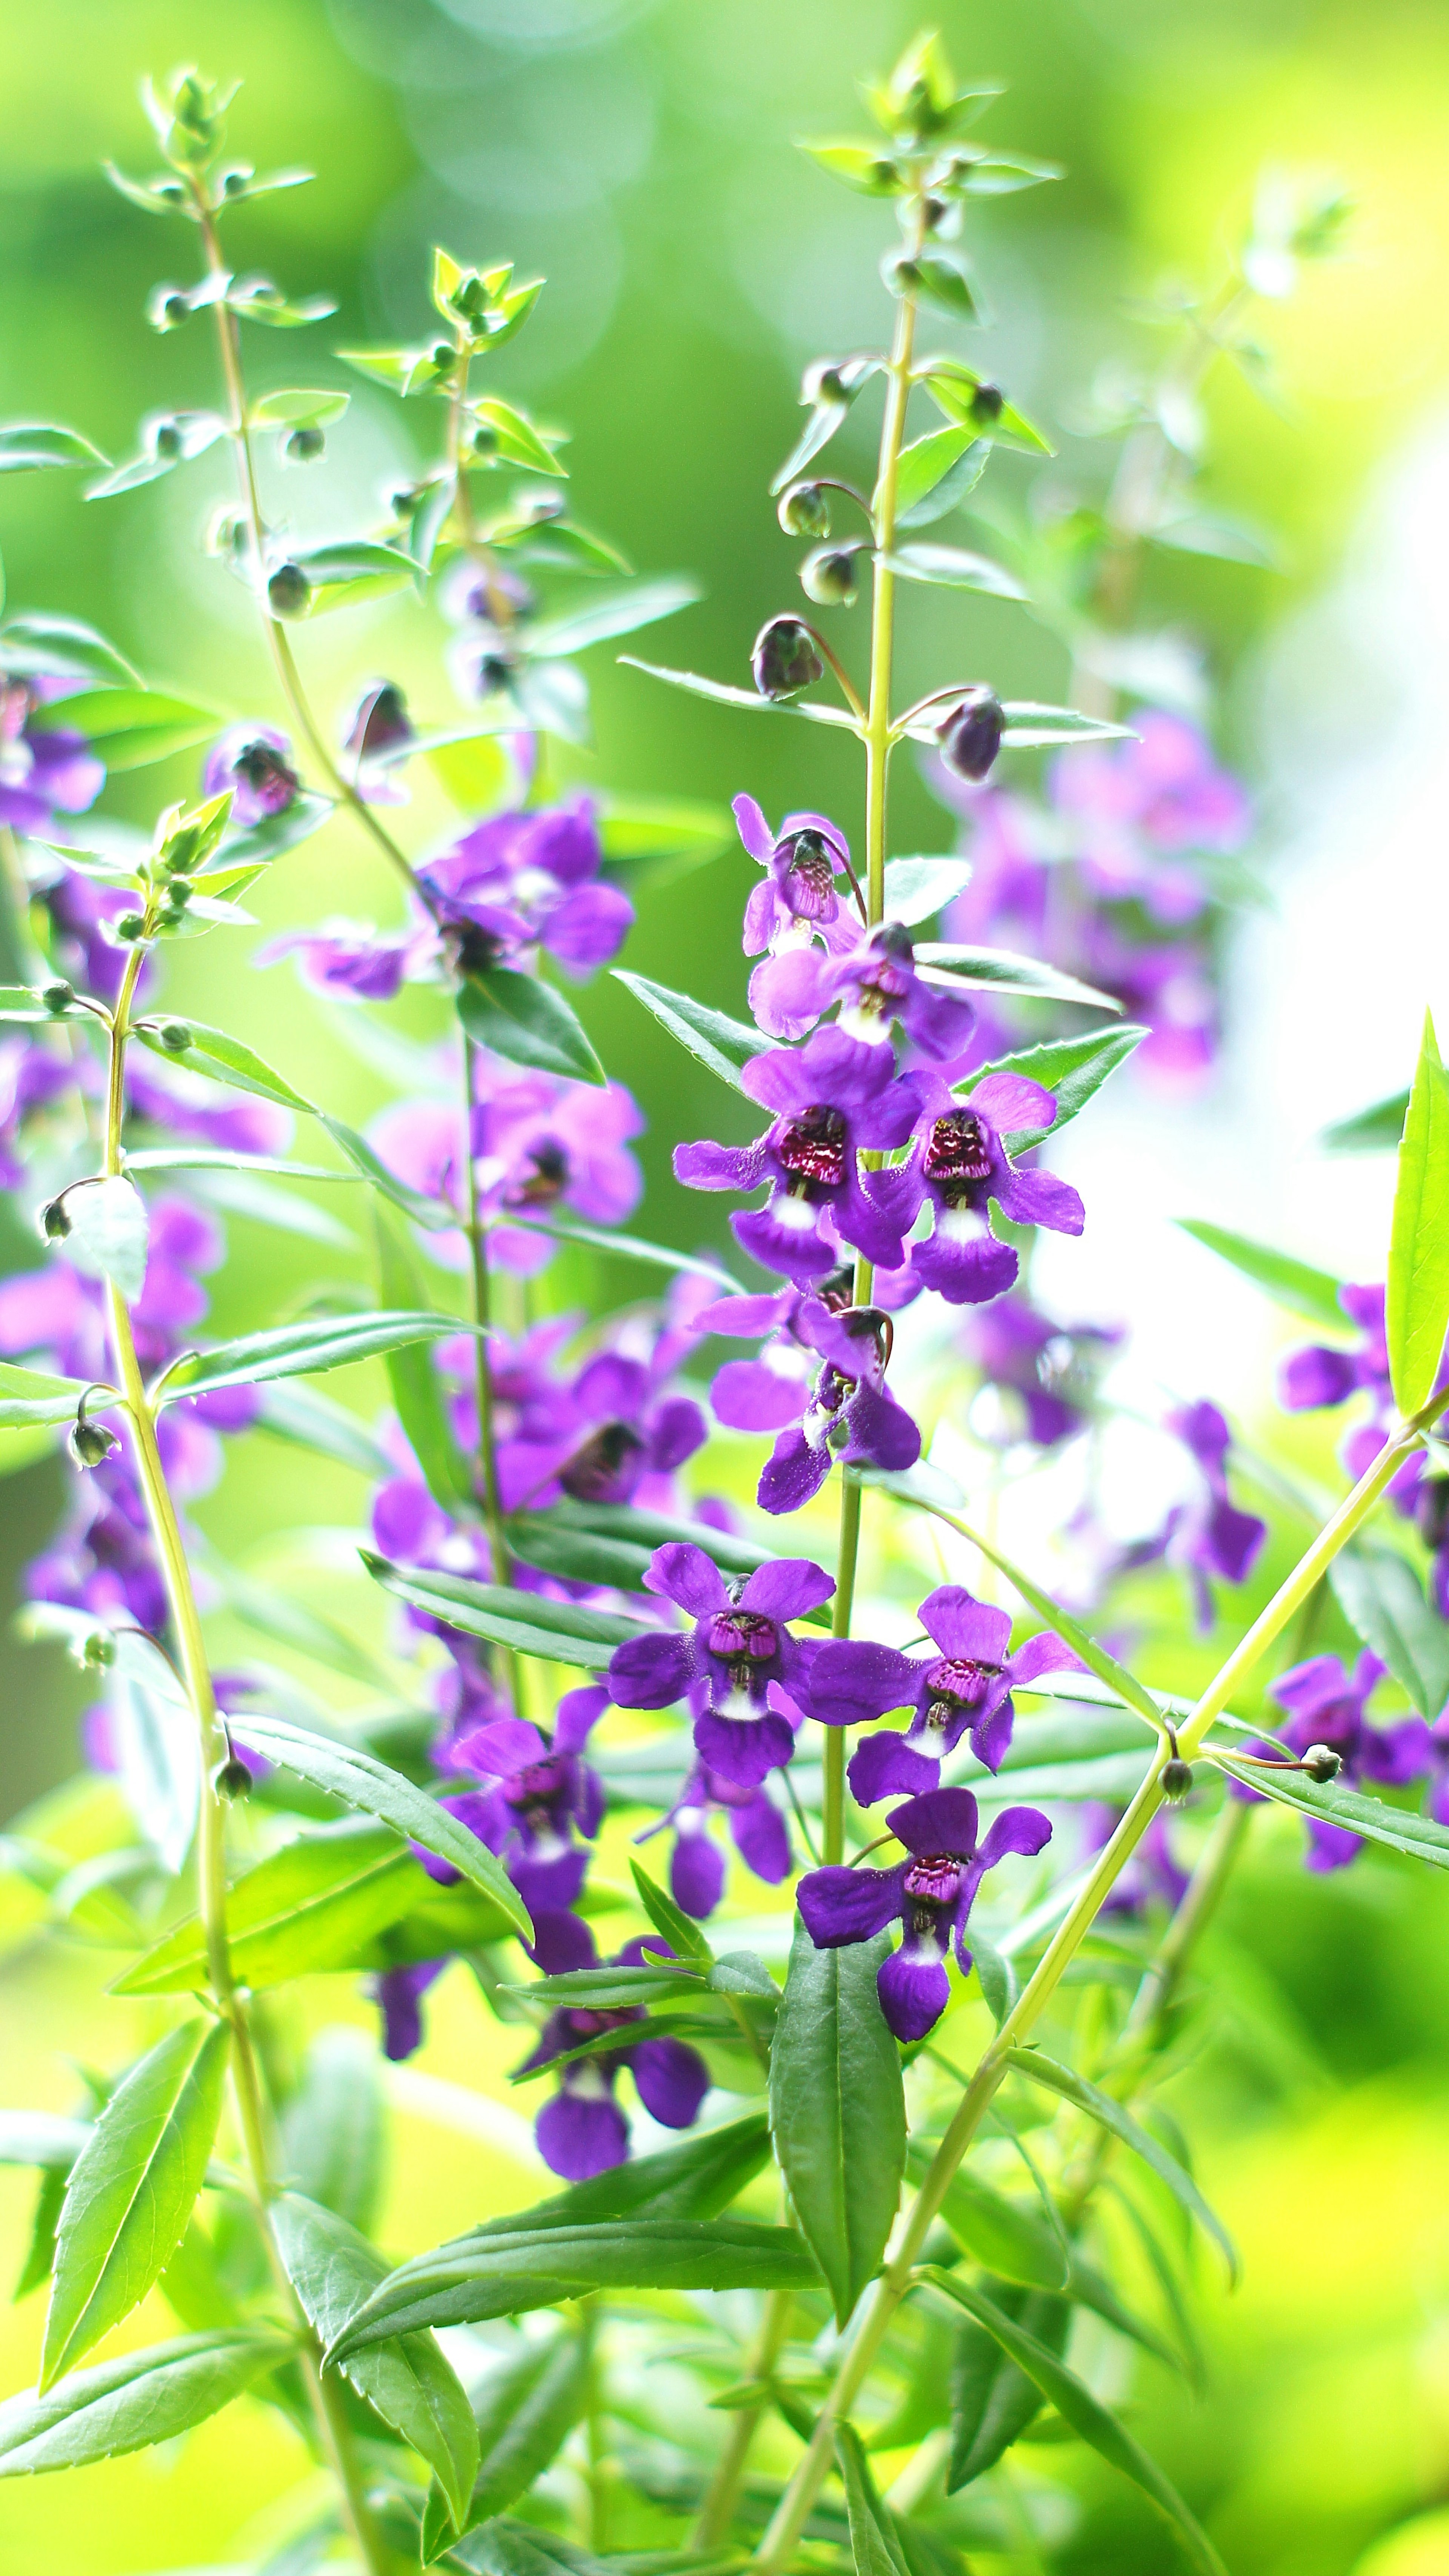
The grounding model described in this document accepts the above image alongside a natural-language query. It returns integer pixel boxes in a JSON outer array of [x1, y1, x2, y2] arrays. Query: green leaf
[[769, 360, 882, 493], [835, 2422, 911, 2576], [448, 2519, 609, 2576], [249, 388, 351, 428], [422, 2332, 589, 2562], [224, 1713, 531, 1939], [926, 1515, 1161, 1737], [27, 689, 222, 769], [157, 1310, 468, 1404], [800, 142, 906, 196], [629, 1856, 713, 1965], [112, 1823, 424, 1995], [42, 2019, 230, 2387], [1176, 1221, 1346, 1328], [0, 2331, 288, 2475], [1328, 1545, 1449, 1718], [919, 363, 1053, 456], [915, 942, 1119, 1011], [185, 1167, 355, 1250], [457, 968, 605, 1085], [945, 2279, 1068, 2487], [960, 1024, 1149, 1151], [0, 612, 139, 686], [878, 544, 1026, 599], [0, 422, 107, 472], [507, 1499, 820, 1610], [364, 1553, 644, 1669], [329, 2218, 821, 2355], [499, 1211, 736, 1289], [613, 969, 769, 1097], [212, 790, 335, 868], [374, 1210, 474, 1513], [922, 2271, 1228, 2576], [922, 2157, 1066, 2293], [881, 857, 973, 924], [525, 577, 701, 661], [1321, 1089, 1408, 1155], [999, 701, 1136, 749], [319, 1112, 460, 1234], [906, 255, 979, 320], [137, 1017, 311, 1109], [278, 2029, 386, 2233], [619, 658, 857, 729], [470, 396, 565, 475], [285, 541, 415, 615], [0, 1362, 92, 1431], [1001, 2048, 1237, 2279], [272, 2194, 477, 2527], [484, 2112, 770, 2232], [60, 1174, 148, 1303], [1387, 1011, 1449, 1416], [514, 1963, 701, 2012], [892, 426, 981, 522], [594, 794, 731, 871], [1212, 1749, 1449, 1869], [769, 1921, 904, 2328], [0, 2114, 92, 2168], [896, 442, 990, 534]]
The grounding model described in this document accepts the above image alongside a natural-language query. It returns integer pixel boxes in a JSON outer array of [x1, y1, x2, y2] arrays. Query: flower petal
[[645, 1541, 729, 1618], [537, 2086, 629, 2181], [630, 2036, 710, 2129], [694, 1707, 796, 1789], [877, 1941, 950, 2042], [796, 1862, 905, 1947], [887, 1784, 981, 1859], [917, 1587, 1013, 1665], [810, 1640, 921, 1725], [739, 1555, 835, 1621], [848, 1727, 939, 1806]]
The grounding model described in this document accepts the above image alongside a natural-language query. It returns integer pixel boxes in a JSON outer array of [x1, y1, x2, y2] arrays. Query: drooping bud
[[971, 382, 1005, 424], [938, 685, 1005, 783], [801, 546, 860, 607], [151, 417, 185, 459], [281, 425, 326, 463], [155, 1021, 193, 1054], [114, 911, 148, 944], [75, 1627, 117, 1670], [69, 1417, 120, 1470], [267, 563, 312, 620], [752, 616, 824, 701], [778, 480, 831, 539], [1160, 1756, 1194, 1802], [341, 679, 413, 768], [215, 1755, 254, 1802], [1301, 1743, 1342, 1784], [42, 980, 74, 1017], [40, 1193, 72, 1241]]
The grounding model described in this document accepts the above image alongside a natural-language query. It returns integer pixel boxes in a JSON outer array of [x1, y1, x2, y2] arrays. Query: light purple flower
[[797, 1785, 1052, 2042], [0, 678, 104, 835], [518, 1930, 710, 2181], [809, 1583, 1087, 1796], [202, 723, 300, 826], [606, 1542, 840, 1788], [1158, 1401, 1268, 1632], [1238, 1651, 1429, 1871], [755, 921, 977, 1065], [1050, 712, 1250, 927], [959, 1293, 1121, 1449], [734, 793, 863, 1041], [640, 1760, 792, 1919], [474, 1069, 645, 1275], [1080, 919, 1219, 1088], [423, 1685, 608, 1920], [868, 1070, 1084, 1307], [674, 1026, 922, 1285], [498, 1344, 705, 1518], [256, 917, 430, 1004], [1084, 1805, 1190, 1919], [419, 796, 633, 983]]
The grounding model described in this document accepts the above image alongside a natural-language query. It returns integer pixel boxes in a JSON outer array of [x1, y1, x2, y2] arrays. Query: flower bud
[[151, 417, 185, 458], [342, 680, 412, 765], [778, 481, 831, 539], [938, 685, 1005, 783], [281, 425, 326, 463], [803, 360, 848, 407], [1160, 1756, 1194, 1802], [42, 980, 74, 1017], [517, 487, 565, 526], [69, 1417, 120, 1470], [215, 1755, 254, 1802], [801, 546, 860, 607], [75, 1627, 116, 1670], [114, 910, 148, 943], [155, 1021, 193, 1053], [752, 616, 824, 701], [206, 506, 249, 566], [267, 562, 312, 620], [148, 289, 194, 334], [971, 382, 1005, 424], [1301, 1743, 1342, 1784], [40, 1193, 72, 1241]]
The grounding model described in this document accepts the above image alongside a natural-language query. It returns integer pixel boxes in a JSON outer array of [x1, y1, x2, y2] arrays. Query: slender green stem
[[692, 2290, 795, 2551], [461, 1037, 511, 1586], [100, 937, 394, 2576]]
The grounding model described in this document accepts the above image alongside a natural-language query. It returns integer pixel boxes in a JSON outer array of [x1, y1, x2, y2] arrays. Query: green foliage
[[1387, 1010, 1449, 1415], [770, 1923, 905, 2327]]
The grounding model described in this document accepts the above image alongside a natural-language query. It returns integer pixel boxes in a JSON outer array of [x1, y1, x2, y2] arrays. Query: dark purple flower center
[[506, 1757, 566, 1807], [922, 1655, 1001, 1717], [560, 1421, 645, 1503], [777, 1104, 847, 1191], [902, 1853, 964, 1911], [923, 1112, 992, 1196], [563, 2006, 638, 2041], [778, 829, 838, 918], [507, 1141, 570, 1207], [234, 739, 300, 812], [706, 1609, 778, 1664], [446, 921, 508, 978]]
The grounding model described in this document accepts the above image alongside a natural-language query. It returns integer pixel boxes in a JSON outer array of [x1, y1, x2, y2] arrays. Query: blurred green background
[[3, 0, 1449, 2570]]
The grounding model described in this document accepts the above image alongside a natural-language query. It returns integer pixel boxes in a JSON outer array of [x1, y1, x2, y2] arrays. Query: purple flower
[[1158, 1402, 1268, 1632], [675, 1026, 922, 1285], [869, 1070, 1084, 1308], [701, 1274, 848, 1438], [256, 918, 430, 1004], [419, 797, 633, 983], [474, 1069, 645, 1275], [425, 1686, 607, 1920], [372, 1961, 447, 2063], [1080, 918, 1219, 1089], [756, 921, 977, 1066], [519, 1932, 710, 2181], [341, 680, 414, 806], [1050, 712, 1250, 927], [959, 1292, 1121, 1449], [499, 1345, 705, 1518], [809, 1583, 1087, 1797], [202, 723, 300, 826], [755, 1300, 920, 1517], [606, 1543, 837, 1788], [734, 793, 863, 1041], [1239, 1652, 1430, 1871], [797, 1786, 1052, 2042], [0, 678, 104, 835], [641, 1761, 792, 1919]]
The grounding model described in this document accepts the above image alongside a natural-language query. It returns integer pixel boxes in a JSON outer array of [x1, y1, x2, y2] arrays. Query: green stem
[[692, 2290, 795, 2551], [101, 939, 394, 2576], [461, 1036, 511, 1587]]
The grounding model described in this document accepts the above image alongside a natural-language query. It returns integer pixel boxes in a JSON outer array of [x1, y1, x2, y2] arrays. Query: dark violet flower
[[868, 1070, 1084, 1308], [733, 793, 861, 1041], [756, 920, 977, 1066], [640, 1760, 792, 1919], [0, 678, 104, 835], [498, 1345, 706, 1518], [425, 1685, 608, 1919], [1158, 1401, 1268, 1632], [418, 796, 634, 984], [1238, 1651, 1430, 1871], [202, 723, 300, 826], [255, 917, 430, 1004], [341, 679, 414, 806], [606, 1541, 838, 1788], [674, 1026, 921, 1286], [959, 1292, 1121, 1450], [797, 1785, 1052, 2042], [372, 1960, 448, 2063], [1050, 711, 1251, 927], [809, 1583, 1087, 1798], [519, 1930, 710, 2181], [755, 1300, 920, 1517]]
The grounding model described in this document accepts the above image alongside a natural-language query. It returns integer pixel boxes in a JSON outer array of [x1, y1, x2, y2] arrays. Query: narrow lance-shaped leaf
[[946, 2279, 1068, 2488], [278, 2029, 386, 2234], [364, 1552, 648, 1670], [613, 969, 769, 1097], [911, 1507, 1163, 1738], [1001, 2046, 1237, 2280], [960, 1024, 1149, 1150], [1211, 1747, 1449, 1872], [0, 1363, 95, 1431], [457, 968, 605, 1086], [0, 2331, 288, 2476], [156, 1311, 473, 1405], [1321, 1089, 1408, 1155], [1329, 1545, 1449, 1719], [769, 1921, 904, 2329], [835, 2422, 911, 2576], [420, 2330, 590, 2562], [42, 2019, 231, 2388], [112, 1824, 425, 1996], [1386, 1010, 1449, 1416], [1177, 1220, 1347, 1329], [27, 690, 222, 770], [922, 2271, 1229, 2576], [374, 1209, 474, 1513], [619, 658, 857, 729]]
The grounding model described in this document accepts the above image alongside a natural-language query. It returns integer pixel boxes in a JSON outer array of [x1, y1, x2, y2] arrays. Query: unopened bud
[[114, 910, 149, 943], [971, 382, 1005, 424], [778, 480, 831, 539], [41, 980, 74, 1017], [215, 1755, 254, 1801], [267, 563, 312, 620], [282, 425, 325, 463], [938, 685, 1005, 783], [1301, 1743, 1342, 1784], [151, 418, 185, 458], [156, 1020, 193, 1053], [752, 615, 824, 701], [76, 1628, 117, 1670], [40, 1193, 72, 1241], [69, 1418, 120, 1469], [469, 423, 499, 458], [1160, 1757, 1194, 1802], [801, 545, 859, 607]]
